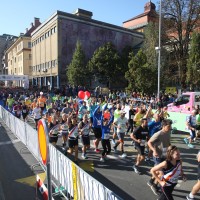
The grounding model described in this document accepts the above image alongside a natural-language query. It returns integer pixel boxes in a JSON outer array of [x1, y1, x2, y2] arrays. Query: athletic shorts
[[92, 127, 102, 139], [49, 136, 58, 144], [153, 156, 165, 166], [135, 145, 145, 155], [117, 132, 125, 142], [40, 107, 45, 111], [22, 113, 28, 119], [81, 135, 90, 146], [34, 118, 41, 123], [90, 117, 93, 124], [190, 129, 196, 140], [68, 138, 78, 148]]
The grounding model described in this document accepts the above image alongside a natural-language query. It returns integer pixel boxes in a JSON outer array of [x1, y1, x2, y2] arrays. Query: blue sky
[[0, 0, 157, 36]]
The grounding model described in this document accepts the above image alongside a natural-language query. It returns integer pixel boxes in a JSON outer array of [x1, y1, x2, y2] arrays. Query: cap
[[120, 110, 126, 114]]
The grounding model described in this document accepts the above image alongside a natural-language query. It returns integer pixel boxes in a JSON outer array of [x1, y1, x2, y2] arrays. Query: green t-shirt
[[114, 109, 121, 120], [7, 98, 14, 107]]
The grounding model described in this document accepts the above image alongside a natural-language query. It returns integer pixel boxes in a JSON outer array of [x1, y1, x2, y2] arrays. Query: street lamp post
[[157, 0, 162, 99]]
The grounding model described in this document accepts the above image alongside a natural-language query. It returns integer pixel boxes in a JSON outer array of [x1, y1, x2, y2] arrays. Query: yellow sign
[[72, 163, 78, 200], [38, 119, 48, 165], [165, 87, 177, 94]]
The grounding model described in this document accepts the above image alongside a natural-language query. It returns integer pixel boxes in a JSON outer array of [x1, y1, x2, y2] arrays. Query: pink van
[[167, 92, 200, 113]]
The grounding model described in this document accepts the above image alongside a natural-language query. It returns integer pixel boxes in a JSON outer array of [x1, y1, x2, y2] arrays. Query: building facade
[[0, 34, 17, 75], [6, 18, 41, 87], [123, 1, 157, 32], [31, 9, 144, 89]]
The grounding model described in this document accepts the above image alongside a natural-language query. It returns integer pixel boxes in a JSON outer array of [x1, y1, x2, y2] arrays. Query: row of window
[[32, 60, 57, 72], [32, 26, 57, 47]]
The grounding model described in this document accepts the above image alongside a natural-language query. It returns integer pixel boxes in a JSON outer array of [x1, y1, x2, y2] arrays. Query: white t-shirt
[[114, 117, 128, 133], [33, 107, 41, 119]]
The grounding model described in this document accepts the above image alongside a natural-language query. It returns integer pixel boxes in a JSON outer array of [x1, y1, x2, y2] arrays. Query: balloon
[[85, 91, 91, 99], [78, 91, 85, 99]]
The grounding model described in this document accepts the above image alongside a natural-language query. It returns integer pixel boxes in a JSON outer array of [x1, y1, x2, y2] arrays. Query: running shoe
[[121, 153, 127, 158], [100, 157, 105, 162], [184, 138, 189, 144], [186, 195, 194, 200], [112, 139, 116, 145], [113, 146, 117, 153], [188, 143, 194, 148], [81, 153, 87, 159], [132, 165, 141, 174], [95, 149, 100, 153]]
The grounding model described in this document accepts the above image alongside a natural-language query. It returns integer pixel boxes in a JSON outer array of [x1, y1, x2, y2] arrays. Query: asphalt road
[[1, 115, 200, 200], [0, 119, 44, 200]]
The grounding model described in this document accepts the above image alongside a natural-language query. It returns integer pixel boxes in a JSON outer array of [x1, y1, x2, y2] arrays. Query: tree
[[187, 32, 200, 87], [162, 0, 200, 87], [125, 49, 157, 94], [67, 41, 89, 86], [87, 42, 120, 85]]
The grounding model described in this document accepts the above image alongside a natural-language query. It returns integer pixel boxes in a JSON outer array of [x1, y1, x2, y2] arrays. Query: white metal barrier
[[0, 106, 122, 200]]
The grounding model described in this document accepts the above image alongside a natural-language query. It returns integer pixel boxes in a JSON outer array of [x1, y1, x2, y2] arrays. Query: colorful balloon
[[78, 91, 85, 99], [85, 91, 91, 99]]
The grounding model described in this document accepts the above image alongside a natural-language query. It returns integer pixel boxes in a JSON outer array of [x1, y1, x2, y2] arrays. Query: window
[[54, 26, 57, 33], [28, 42, 31, 48], [29, 54, 32, 60], [49, 61, 51, 68]]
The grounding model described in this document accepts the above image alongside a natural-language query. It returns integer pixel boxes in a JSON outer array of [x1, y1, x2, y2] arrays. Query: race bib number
[[162, 148, 167, 157], [104, 133, 110, 140], [97, 120, 101, 126], [39, 102, 44, 107], [131, 115, 134, 119], [140, 140, 146, 146], [23, 110, 26, 113]]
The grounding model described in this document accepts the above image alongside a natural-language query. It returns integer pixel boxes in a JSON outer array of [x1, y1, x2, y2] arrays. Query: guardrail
[[0, 106, 122, 200]]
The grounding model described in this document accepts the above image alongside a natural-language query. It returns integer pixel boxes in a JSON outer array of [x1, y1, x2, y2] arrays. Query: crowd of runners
[[0, 87, 200, 200]]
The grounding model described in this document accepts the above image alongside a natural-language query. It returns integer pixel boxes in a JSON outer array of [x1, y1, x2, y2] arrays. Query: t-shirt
[[114, 109, 121, 121], [7, 98, 14, 107], [148, 121, 162, 137], [134, 113, 144, 127], [37, 97, 46, 107], [114, 117, 128, 133], [133, 126, 149, 146], [150, 130, 171, 158], [33, 107, 41, 119]]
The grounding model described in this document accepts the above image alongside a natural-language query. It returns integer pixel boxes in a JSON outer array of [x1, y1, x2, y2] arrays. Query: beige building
[[31, 9, 144, 89], [6, 18, 41, 87]]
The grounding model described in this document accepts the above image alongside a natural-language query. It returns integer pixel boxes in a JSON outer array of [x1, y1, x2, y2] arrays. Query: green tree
[[125, 49, 157, 94], [67, 41, 88, 86], [87, 42, 120, 85], [187, 32, 200, 86], [162, 0, 200, 87]]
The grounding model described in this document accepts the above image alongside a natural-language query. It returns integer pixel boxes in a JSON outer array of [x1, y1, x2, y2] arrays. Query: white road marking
[[0, 139, 20, 146], [0, 182, 5, 200]]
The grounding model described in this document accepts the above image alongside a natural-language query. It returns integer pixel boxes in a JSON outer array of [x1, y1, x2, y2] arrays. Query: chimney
[[34, 17, 41, 27], [31, 22, 34, 27], [26, 28, 28, 33], [73, 8, 93, 19]]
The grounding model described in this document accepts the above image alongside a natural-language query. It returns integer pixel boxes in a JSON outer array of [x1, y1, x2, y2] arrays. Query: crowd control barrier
[[0, 106, 122, 200]]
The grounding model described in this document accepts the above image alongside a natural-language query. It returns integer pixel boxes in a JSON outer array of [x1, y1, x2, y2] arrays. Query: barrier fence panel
[[0, 106, 122, 200], [10, 113, 16, 134], [15, 117, 27, 145], [26, 123, 41, 162]]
